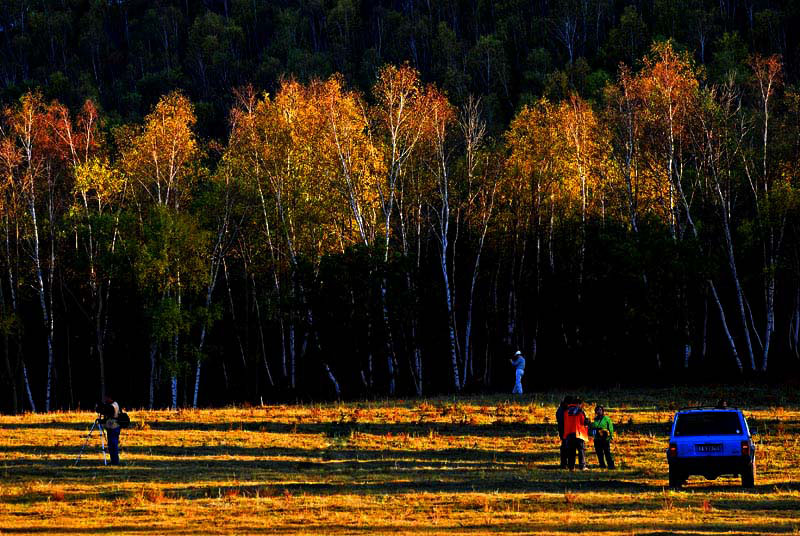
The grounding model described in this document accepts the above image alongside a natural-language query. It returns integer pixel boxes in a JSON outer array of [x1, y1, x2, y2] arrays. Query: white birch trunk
[[171, 376, 178, 410], [171, 281, 181, 410], [29, 198, 55, 412], [193, 222, 227, 407], [192, 360, 202, 408], [442, 258, 461, 392], [192, 283, 214, 409], [289, 322, 295, 389], [253, 276, 274, 388], [709, 281, 744, 373], [791, 286, 800, 359], [380, 280, 396, 395], [4, 219, 29, 412], [717, 185, 757, 370], [323, 362, 341, 398], [148, 339, 157, 409], [702, 296, 708, 360], [22, 361, 36, 412], [762, 276, 775, 372]]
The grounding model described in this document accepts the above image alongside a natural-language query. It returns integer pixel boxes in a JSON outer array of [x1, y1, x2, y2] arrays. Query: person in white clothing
[[509, 350, 525, 394], [96, 396, 122, 465]]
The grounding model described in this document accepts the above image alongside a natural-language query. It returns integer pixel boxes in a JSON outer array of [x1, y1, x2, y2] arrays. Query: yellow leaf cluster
[[73, 157, 125, 209], [120, 91, 200, 208]]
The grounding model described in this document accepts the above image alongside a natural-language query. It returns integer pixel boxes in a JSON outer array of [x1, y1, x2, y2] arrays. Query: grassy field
[[1, 385, 799, 535]]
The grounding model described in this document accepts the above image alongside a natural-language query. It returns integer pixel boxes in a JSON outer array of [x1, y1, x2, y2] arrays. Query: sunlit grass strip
[[1, 387, 799, 535]]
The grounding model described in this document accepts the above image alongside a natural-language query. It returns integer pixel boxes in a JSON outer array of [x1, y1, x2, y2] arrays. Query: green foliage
[[130, 206, 210, 298], [710, 32, 749, 85], [1, 0, 798, 135]]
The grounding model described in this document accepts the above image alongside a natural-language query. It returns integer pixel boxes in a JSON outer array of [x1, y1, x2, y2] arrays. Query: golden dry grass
[[1, 385, 799, 535]]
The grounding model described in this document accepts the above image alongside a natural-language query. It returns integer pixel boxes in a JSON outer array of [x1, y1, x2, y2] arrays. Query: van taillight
[[741, 441, 751, 456], [668, 443, 677, 458]]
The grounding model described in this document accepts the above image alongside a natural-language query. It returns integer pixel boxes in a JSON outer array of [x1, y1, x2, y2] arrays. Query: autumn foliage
[[0, 41, 799, 411]]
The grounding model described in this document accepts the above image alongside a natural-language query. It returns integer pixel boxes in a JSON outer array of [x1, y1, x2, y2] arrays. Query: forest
[[0, 0, 799, 412]]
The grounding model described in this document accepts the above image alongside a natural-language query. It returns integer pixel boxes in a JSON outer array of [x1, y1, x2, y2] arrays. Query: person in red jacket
[[562, 398, 591, 471]]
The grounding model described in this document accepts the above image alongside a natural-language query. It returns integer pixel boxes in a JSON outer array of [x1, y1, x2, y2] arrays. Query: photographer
[[509, 350, 526, 394], [95, 396, 121, 466]]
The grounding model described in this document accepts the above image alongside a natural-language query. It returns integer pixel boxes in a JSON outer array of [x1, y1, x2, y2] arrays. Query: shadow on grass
[[1, 443, 558, 491], [0, 528, 147, 534], [676, 481, 800, 493], [165, 476, 658, 498], [0, 419, 685, 437], [2, 519, 799, 534], [0, 443, 552, 463]]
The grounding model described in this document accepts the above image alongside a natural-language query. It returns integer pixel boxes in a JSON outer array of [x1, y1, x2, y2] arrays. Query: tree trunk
[[410, 316, 422, 396], [761, 271, 776, 372], [2, 333, 18, 413], [702, 294, 708, 360], [323, 362, 341, 399], [223, 259, 248, 368], [148, 339, 157, 409], [708, 281, 744, 373], [6, 218, 33, 411], [29, 198, 55, 412], [289, 322, 296, 389], [790, 286, 800, 359], [96, 304, 105, 399], [171, 375, 178, 410], [443, 265, 460, 392], [717, 188, 757, 370], [438, 210, 460, 391], [192, 360, 202, 408], [193, 240, 225, 407], [380, 279, 396, 395], [252, 275, 275, 388], [0, 282, 18, 413], [22, 360, 36, 412]]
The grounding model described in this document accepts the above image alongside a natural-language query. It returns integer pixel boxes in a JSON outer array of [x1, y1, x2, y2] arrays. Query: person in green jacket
[[591, 405, 615, 469]]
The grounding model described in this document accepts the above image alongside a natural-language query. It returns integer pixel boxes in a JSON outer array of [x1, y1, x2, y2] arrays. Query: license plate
[[696, 444, 722, 453]]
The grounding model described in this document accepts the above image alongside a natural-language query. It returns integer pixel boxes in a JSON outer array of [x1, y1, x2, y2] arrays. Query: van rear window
[[674, 412, 742, 436]]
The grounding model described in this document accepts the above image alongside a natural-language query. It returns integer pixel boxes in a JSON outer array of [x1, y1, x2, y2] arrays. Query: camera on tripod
[[76, 398, 129, 466], [75, 409, 109, 466], [92, 403, 110, 424]]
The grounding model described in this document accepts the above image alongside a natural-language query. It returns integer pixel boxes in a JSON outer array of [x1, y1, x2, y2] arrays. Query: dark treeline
[[0, 1, 799, 412], [3, 1, 800, 133]]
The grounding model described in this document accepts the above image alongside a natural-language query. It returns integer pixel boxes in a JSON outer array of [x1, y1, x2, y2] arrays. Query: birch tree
[[119, 91, 204, 408], [50, 100, 128, 399], [0, 111, 37, 412], [421, 87, 460, 391], [371, 64, 432, 395], [746, 54, 785, 372], [2, 92, 60, 411]]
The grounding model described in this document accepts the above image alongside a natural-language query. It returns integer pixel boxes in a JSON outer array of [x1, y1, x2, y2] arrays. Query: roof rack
[[677, 405, 739, 411]]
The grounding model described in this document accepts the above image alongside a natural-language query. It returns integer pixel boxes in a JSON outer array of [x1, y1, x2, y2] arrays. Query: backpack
[[117, 411, 131, 429]]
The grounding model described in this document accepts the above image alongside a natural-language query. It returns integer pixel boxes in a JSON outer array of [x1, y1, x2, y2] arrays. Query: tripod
[[75, 418, 107, 466]]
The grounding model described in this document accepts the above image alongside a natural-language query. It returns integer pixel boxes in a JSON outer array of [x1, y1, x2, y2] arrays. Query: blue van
[[666, 407, 756, 488]]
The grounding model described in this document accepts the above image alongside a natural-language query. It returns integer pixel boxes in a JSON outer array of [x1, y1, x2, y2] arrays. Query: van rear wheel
[[668, 468, 685, 488], [742, 460, 756, 488]]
